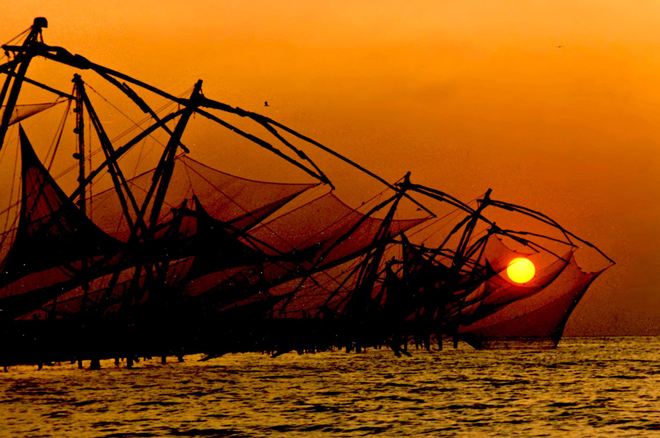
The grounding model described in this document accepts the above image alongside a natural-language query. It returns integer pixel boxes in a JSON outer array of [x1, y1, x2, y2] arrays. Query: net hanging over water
[[0, 19, 615, 365]]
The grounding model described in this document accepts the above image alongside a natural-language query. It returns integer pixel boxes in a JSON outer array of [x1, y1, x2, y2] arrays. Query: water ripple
[[1, 337, 660, 437]]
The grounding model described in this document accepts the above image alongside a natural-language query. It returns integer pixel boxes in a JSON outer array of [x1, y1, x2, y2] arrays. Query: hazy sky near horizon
[[4, 0, 660, 335]]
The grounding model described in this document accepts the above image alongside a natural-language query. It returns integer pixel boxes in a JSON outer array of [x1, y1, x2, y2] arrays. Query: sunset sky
[[4, 1, 660, 335]]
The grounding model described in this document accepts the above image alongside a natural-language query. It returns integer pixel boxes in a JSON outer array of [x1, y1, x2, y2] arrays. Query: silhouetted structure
[[0, 19, 613, 369]]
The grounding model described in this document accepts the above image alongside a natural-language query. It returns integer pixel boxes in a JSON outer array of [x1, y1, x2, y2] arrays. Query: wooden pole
[[0, 18, 48, 153]]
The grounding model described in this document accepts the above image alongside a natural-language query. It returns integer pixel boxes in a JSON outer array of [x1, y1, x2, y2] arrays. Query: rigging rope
[[43, 85, 194, 190], [86, 83, 190, 148], [0, 27, 31, 62], [45, 97, 72, 171], [409, 197, 480, 242], [50, 94, 182, 185]]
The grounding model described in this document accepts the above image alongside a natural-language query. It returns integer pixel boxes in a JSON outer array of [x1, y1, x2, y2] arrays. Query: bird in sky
[[264, 101, 269, 107]]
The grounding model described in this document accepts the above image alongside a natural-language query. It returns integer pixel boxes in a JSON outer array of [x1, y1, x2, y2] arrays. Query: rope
[[0, 27, 31, 62], [45, 97, 72, 171]]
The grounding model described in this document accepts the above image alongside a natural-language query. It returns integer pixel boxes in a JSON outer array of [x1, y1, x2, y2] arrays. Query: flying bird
[[264, 101, 269, 107]]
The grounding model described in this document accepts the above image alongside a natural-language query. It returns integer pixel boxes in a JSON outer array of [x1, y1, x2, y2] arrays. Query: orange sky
[[4, 0, 660, 335]]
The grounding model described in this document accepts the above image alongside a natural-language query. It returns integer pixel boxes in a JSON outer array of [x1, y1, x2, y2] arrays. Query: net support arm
[[75, 74, 148, 235], [489, 199, 615, 265], [9, 41, 433, 213], [144, 80, 203, 230], [68, 107, 186, 203], [193, 107, 331, 185], [0, 19, 47, 152], [194, 96, 435, 216], [95, 70, 190, 153], [2, 69, 73, 99]]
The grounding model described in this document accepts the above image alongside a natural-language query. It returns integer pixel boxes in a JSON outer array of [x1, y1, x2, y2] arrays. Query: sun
[[506, 258, 535, 284]]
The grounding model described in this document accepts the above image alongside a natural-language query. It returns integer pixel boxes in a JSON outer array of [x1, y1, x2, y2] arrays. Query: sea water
[[2, 337, 660, 437]]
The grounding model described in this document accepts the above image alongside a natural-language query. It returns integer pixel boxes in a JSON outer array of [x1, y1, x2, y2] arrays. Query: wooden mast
[[71, 74, 94, 314], [0, 18, 47, 152], [145, 79, 203, 232]]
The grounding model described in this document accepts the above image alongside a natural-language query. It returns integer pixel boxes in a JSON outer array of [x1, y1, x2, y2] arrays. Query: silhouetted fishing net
[[0, 128, 120, 318], [459, 254, 605, 348], [249, 193, 426, 266], [459, 236, 572, 324], [3, 101, 63, 126], [90, 155, 316, 242]]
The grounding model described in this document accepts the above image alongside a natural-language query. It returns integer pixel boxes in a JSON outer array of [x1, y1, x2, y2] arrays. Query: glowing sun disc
[[507, 258, 535, 283]]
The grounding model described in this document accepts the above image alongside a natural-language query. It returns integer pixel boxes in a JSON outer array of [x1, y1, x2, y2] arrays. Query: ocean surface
[[2, 337, 660, 437]]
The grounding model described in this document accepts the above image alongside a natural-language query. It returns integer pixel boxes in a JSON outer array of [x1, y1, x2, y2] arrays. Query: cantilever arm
[[248, 116, 333, 189], [194, 107, 331, 185], [12, 41, 438, 214], [197, 96, 436, 216], [1, 69, 73, 99], [489, 200, 615, 265], [68, 108, 186, 202], [247, 112, 436, 217], [501, 229, 578, 247], [94, 71, 190, 153]]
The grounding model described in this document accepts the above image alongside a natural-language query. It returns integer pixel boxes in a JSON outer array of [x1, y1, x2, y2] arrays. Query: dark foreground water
[[2, 337, 660, 437]]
